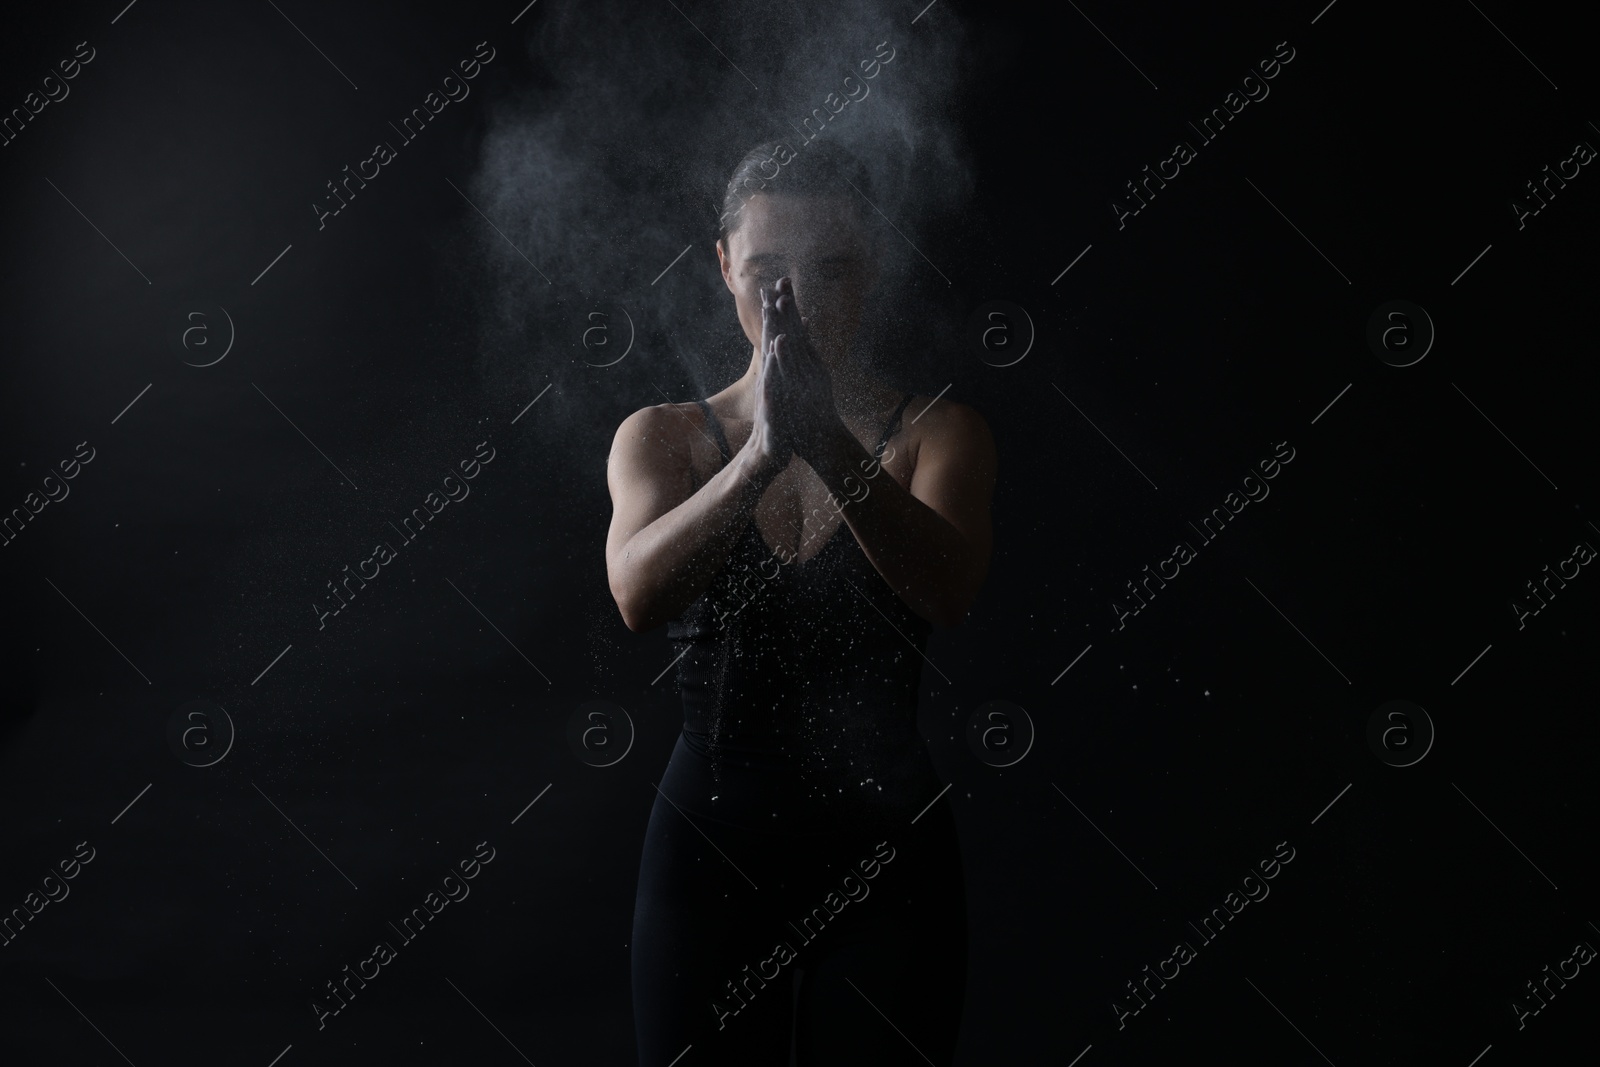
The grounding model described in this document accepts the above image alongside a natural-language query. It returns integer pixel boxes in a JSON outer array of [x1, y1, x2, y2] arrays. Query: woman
[[606, 140, 996, 1065]]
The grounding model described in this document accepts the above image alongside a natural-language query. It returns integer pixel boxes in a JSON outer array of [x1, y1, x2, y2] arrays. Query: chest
[[696, 418, 911, 564], [750, 463, 850, 563]]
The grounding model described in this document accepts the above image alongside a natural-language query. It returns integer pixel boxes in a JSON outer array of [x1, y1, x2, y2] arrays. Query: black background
[[1, 1, 1596, 1064]]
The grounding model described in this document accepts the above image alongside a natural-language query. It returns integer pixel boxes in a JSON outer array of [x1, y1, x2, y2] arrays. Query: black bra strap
[[695, 399, 732, 465], [874, 391, 916, 458]]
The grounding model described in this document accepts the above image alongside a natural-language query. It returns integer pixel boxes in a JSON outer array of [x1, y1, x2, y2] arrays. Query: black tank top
[[665, 392, 935, 813]]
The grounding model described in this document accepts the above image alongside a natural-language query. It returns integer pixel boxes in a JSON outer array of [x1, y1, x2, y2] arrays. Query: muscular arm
[[605, 404, 780, 632], [810, 398, 996, 627]]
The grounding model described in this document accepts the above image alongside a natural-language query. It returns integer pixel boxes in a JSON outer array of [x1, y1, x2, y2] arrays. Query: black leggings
[[631, 733, 968, 1066]]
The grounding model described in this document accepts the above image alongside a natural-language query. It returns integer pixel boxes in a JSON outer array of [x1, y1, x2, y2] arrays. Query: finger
[[765, 339, 783, 395], [762, 345, 782, 396], [775, 334, 803, 380], [782, 292, 805, 333], [783, 301, 804, 342], [762, 308, 780, 358]]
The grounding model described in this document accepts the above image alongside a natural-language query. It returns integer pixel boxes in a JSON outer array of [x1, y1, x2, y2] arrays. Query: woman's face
[[716, 193, 876, 366]]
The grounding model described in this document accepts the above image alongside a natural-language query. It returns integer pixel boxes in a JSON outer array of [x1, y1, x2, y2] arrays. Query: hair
[[715, 138, 873, 245]]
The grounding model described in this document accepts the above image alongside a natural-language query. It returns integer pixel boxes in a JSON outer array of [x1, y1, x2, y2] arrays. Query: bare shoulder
[[609, 401, 708, 463], [606, 402, 716, 527], [900, 394, 996, 463], [897, 393, 995, 525], [613, 401, 694, 444]]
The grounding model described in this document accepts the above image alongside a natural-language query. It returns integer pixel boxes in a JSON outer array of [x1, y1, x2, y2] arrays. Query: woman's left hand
[[766, 277, 849, 468]]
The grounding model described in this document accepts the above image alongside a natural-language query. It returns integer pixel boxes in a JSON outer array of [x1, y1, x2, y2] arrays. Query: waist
[[663, 729, 941, 832]]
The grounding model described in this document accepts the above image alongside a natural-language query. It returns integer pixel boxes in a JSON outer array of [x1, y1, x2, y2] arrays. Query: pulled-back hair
[[716, 138, 873, 244]]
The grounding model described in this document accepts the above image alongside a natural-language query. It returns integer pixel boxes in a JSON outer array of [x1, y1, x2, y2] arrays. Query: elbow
[[608, 573, 645, 633], [610, 579, 660, 634], [613, 592, 653, 633]]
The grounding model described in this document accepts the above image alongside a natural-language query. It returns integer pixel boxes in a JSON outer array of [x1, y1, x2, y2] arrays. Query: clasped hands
[[749, 277, 853, 479]]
